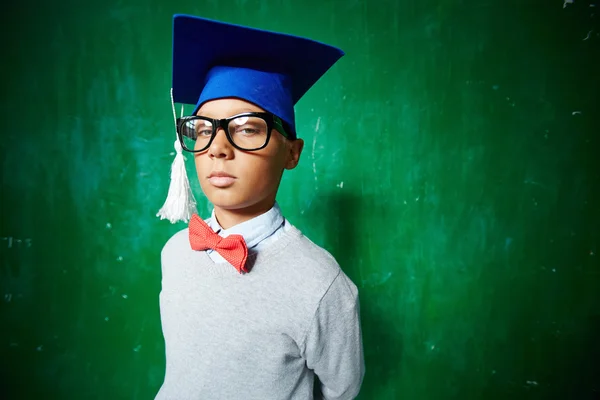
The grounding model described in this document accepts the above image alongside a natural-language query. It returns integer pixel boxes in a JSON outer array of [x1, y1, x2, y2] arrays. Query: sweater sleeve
[[301, 272, 365, 400]]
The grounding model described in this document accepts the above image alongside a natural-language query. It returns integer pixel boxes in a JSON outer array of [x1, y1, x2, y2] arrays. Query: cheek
[[237, 154, 286, 194], [194, 155, 209, 175], [244, 155, 284, 182], [259, 145, 288, 178], [194, 155, 216, 192]]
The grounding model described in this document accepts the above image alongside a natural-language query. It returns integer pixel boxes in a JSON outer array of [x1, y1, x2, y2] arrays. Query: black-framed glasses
[[176, 112, 294, 152]]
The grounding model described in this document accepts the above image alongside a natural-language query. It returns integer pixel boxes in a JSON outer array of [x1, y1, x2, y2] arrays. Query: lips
[[207, 171, 236, 188]]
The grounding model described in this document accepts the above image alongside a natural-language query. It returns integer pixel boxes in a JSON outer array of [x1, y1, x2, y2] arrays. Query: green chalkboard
[[1, 0, 598, 399]]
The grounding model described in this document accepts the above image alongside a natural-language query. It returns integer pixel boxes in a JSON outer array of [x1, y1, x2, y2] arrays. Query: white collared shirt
[[205, 202, 289, 264]]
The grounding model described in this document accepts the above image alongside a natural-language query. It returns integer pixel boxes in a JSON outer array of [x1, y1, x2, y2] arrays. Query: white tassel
[[156, 89, 197, 223]]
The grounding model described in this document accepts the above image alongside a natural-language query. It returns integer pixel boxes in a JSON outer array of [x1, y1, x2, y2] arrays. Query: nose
[[208, 128, 234, 159]]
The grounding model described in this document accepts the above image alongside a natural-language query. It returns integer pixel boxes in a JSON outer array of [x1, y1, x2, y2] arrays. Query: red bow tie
[[188, 214, 249, 273]]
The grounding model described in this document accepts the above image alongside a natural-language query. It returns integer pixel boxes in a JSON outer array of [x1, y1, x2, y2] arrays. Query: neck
[[213, 201, 276, 229]]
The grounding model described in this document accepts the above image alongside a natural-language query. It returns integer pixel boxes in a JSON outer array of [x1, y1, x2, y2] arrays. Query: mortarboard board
[[172, 14, 345, 138], [158, 14, 344, 224]]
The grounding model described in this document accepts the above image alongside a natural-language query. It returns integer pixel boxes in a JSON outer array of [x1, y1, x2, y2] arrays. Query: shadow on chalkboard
[[309, 190, 401, 398]]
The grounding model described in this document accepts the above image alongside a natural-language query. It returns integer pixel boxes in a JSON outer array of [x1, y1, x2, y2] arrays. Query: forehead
[[196, 98, 266, 118]]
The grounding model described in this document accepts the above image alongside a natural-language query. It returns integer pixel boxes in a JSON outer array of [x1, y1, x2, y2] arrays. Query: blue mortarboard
[[172, 14, 344, 138]]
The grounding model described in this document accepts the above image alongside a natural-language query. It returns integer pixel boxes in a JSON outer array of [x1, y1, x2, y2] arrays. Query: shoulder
[[287, 225, 338, 261], [280, 223, 340, 274], [268, 222, 358, 297], [161, 227, 190, 260]]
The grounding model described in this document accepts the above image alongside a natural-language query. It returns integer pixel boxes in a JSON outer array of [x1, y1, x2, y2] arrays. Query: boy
[[156, 14, 364, 400]]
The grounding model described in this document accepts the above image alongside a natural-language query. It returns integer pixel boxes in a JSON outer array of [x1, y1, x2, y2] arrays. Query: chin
[[203, 190, 252, 211], [204, 191, 274, 215], [199, 178, 279, 213]]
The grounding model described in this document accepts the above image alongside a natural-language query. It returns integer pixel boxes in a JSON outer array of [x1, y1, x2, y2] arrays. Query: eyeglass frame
[[176, 112, 295, 153]]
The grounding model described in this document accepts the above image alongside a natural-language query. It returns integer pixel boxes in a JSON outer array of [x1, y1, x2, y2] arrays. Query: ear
[[284, 138, 304, 170]]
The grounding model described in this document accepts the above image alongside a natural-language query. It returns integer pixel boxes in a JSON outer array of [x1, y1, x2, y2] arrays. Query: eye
[[195, 120, 213, 137], [236, 126, 261, 136], [230, 116, 267, 136]]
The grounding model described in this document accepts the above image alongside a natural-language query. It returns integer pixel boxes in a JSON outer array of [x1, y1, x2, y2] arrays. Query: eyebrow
[[197, 109, 263, 118]]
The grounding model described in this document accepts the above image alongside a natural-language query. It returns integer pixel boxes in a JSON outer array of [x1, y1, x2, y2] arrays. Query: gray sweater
[[156, 223, 364, 399]]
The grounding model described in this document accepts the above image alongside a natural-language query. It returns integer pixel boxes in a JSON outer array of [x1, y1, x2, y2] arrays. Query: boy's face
[[195, 98, 304, 226]]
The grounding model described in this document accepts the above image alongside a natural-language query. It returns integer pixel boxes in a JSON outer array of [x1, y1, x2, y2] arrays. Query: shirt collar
[[207, 202, 284, 250]]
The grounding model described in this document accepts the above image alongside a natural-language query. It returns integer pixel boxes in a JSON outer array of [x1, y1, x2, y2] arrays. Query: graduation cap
[[157, 14, 345, 224]]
